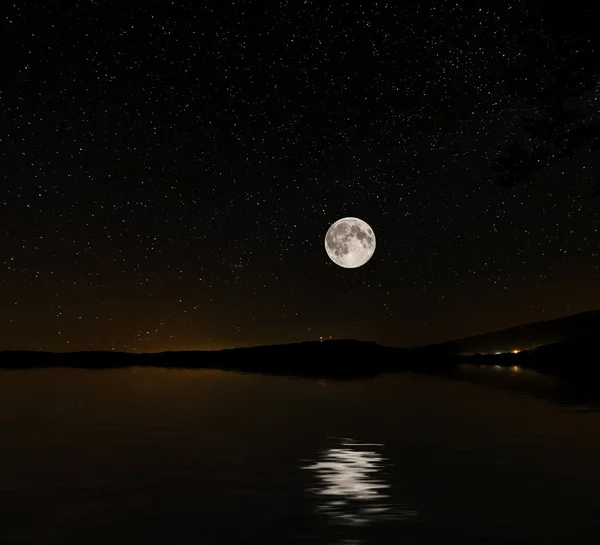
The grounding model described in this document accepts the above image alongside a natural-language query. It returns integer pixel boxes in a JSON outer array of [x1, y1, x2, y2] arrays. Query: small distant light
[[511, 365, 521, 372], [512, 349, 520, 354]]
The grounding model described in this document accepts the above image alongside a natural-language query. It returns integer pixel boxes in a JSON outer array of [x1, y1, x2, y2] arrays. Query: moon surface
[[325, 217, 376, 268]]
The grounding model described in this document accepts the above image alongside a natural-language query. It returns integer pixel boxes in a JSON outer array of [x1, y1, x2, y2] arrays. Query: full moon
[[325, 217, 376, 268]]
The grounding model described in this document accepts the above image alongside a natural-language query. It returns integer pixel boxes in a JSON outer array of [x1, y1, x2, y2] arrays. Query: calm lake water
[[2, 365, 600, 544]]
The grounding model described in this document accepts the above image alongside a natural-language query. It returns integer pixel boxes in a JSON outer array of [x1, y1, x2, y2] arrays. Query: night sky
[[2, 1, 600, 352]]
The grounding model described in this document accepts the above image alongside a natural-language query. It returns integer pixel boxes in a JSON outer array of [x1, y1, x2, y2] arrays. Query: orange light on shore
[[512, 349, 520, 354], [511, 365, 521, 372]]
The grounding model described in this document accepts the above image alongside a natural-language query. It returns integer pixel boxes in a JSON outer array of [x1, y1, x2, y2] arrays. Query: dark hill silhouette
[[516, 333, 600, 378], [417, 310, 600, 356], [1, 319, 599, 381], [0, 340, 435, 379]]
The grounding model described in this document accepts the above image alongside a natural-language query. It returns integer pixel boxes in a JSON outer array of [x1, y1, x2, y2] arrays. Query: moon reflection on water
[[303, 438, 417, 539]]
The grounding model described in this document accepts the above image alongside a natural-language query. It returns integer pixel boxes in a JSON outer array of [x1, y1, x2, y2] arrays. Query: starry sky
[[2, 1, 600, 352]]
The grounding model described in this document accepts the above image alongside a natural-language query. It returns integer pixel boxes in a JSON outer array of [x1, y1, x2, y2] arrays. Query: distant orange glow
[[154, 343, 228, 352], [512, 349, 520, 354], [511, 365, 521, 372]]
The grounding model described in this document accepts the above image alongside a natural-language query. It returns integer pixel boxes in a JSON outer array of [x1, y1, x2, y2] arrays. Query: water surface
[[2, 365, 600, 544]]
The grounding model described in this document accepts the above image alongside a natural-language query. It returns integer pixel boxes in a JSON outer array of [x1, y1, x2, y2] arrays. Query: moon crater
[[325, 217, 376, 268]]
